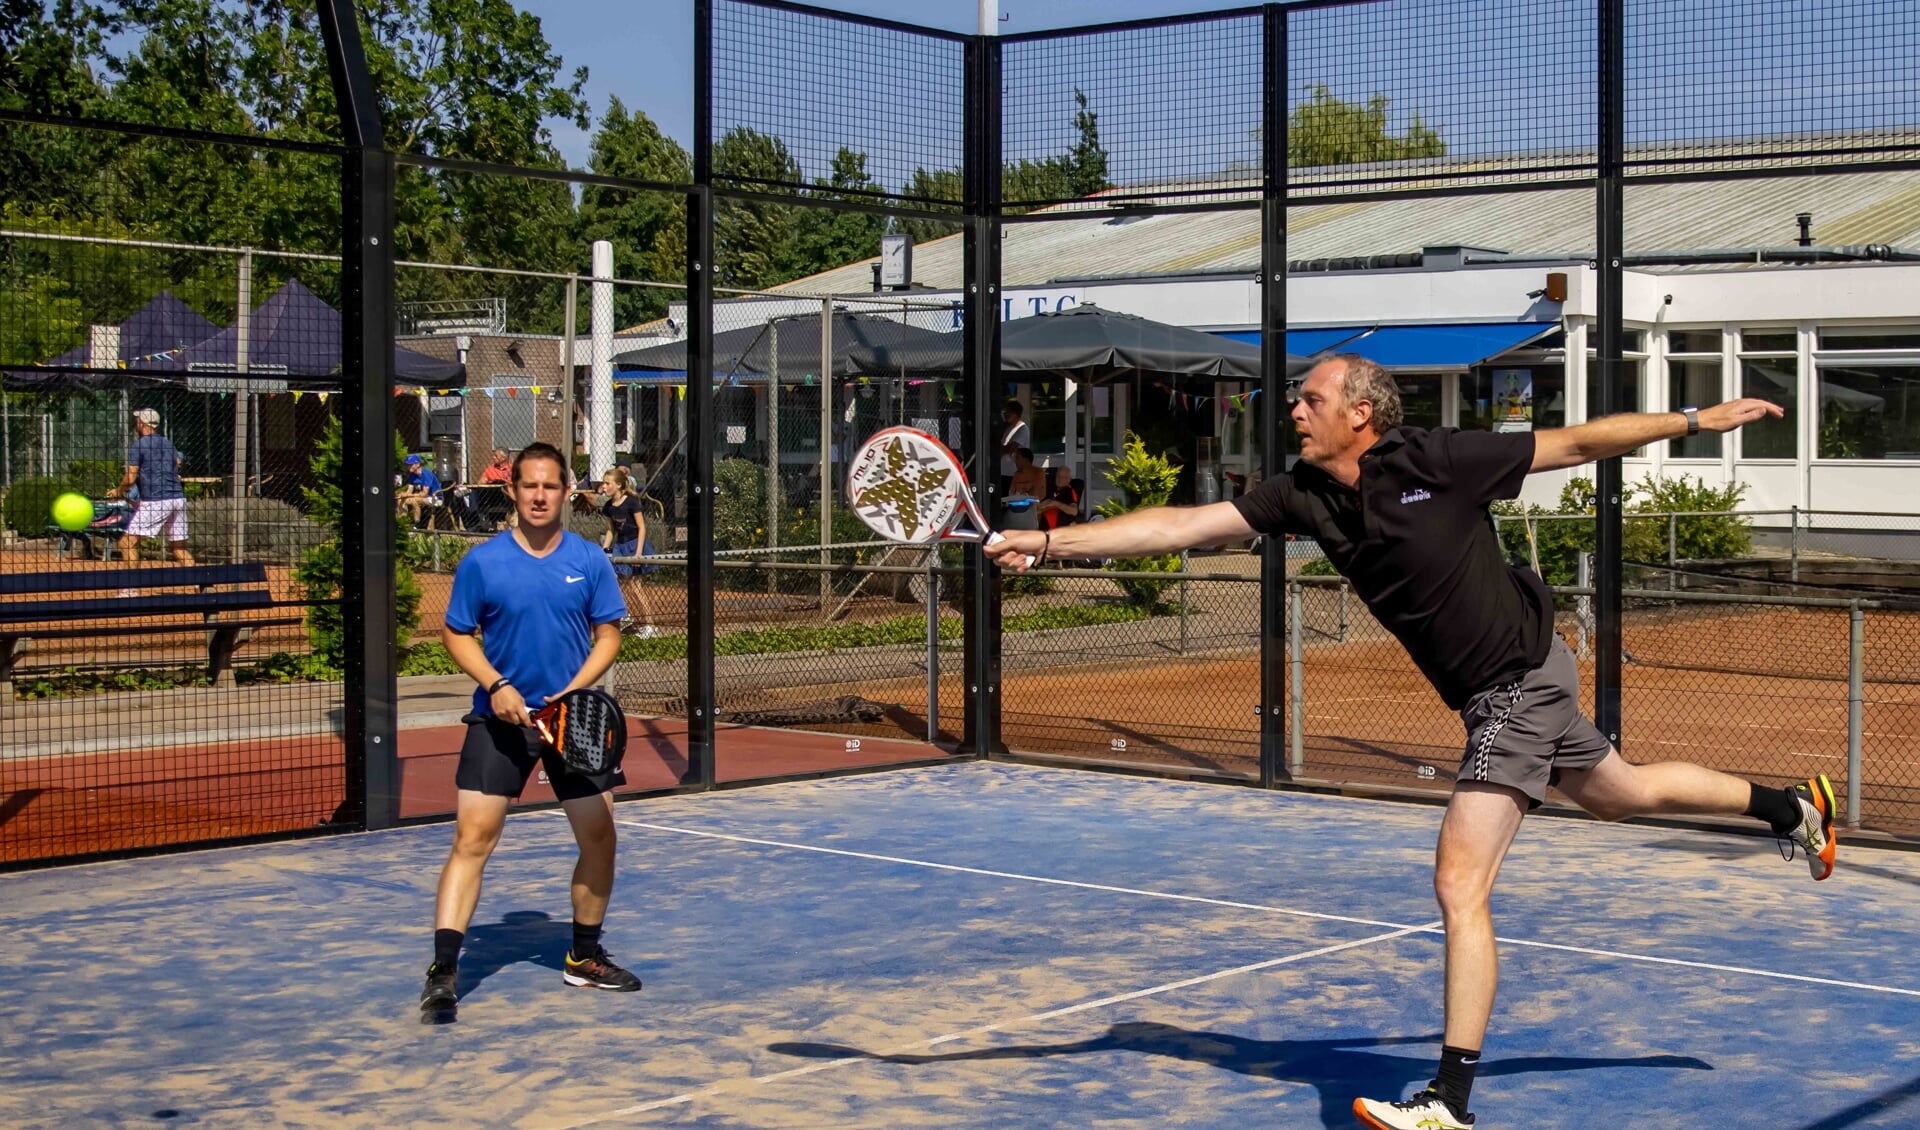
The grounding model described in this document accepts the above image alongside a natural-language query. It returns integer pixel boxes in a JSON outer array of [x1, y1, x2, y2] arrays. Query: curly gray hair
[[1329, 353, 1403, 433]]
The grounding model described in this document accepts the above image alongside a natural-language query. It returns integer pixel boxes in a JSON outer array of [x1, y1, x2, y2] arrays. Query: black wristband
[[1038, 529, 1051, 566], [486, 676, 512, 695]]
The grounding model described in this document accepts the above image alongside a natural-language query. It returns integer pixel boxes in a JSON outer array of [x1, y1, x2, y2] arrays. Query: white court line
[[567, 922, 1433, 1127], [617, 818, 1920, 1000]]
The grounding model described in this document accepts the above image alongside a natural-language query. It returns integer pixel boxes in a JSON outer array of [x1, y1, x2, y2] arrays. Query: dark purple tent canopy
[[171, 279, 465, 387], [5, 280, 464, 389], [2, 290, 220, 391]]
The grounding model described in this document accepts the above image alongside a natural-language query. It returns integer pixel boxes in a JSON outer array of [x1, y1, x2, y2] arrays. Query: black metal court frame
[[4, 0, 1918, 867]]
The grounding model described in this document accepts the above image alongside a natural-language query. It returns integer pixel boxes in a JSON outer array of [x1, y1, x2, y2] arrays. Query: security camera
[[1663, 294, 1673, 306]]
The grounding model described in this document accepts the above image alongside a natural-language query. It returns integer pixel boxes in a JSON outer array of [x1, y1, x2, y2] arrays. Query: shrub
[[3, 476, 68, 536], [1491, 475, 1752, 585], [1298, 553, 1339, 577], [1097, 432, 1183, 608], [293, 416, 422, 669], [712, 458, 767, 552], [64, 459, 122, 498], [184, 497, 329, 564]]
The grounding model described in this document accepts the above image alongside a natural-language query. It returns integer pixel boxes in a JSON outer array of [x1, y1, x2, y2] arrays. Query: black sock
[[433, 928, 464, 970], [571, 920, 604, 960], [1435, 1045, 1480, 1118], [1746, 781, 1801, 835]]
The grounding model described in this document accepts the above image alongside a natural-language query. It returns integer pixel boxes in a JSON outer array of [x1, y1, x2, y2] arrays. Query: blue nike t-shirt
[[444, 529, 625, 715]]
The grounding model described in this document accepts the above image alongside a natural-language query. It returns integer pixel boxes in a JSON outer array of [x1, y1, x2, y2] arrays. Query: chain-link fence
[[2, 123, 352, 862]]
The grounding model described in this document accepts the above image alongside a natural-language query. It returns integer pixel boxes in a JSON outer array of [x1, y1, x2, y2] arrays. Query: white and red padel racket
[[845, 426, 1033, 566]]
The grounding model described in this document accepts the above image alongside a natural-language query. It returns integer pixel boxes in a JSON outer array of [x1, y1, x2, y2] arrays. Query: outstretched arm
[[1530, 399, 1783, 472], [984, 501, 1254, 573]]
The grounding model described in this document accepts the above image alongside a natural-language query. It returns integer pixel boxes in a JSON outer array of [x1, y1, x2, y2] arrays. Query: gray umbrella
[[613, 310, 956, 380], [846, 304, 1314, 383]]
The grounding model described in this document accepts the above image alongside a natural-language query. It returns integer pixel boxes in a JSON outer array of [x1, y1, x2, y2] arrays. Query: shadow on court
[[770, 1020, 1713, 1128], [1647, 836, 1920, 891], [456, 909, 572, 1000], [1795, 1072, 1920, 1130]]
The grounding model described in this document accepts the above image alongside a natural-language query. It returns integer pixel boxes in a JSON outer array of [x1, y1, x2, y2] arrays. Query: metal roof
[[772, 169, 1920, 295]]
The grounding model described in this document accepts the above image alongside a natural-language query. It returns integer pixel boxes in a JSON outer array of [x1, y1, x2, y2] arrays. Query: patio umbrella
[[846, 304, 1315, 383], [613, 310, 956, 381]]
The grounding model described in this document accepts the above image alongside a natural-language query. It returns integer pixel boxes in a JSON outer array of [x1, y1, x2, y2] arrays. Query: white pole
[[979, 0, 999, 35], [589, 240, 617, 479], [231, 252, 252, 561]]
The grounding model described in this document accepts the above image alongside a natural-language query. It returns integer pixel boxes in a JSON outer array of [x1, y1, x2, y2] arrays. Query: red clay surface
[[6, 601, 1916, 865]]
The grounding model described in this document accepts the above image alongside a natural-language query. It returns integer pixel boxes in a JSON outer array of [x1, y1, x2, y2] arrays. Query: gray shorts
[[1457, 635, 1614, 807]]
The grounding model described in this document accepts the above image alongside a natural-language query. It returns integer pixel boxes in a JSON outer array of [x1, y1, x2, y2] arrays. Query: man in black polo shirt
[[986, 354, 1837, 1130]]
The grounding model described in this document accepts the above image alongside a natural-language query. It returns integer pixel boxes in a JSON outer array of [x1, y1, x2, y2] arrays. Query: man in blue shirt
[[108, 407, 194, 565], [399, 453, 444, 528], [421, 442, 637, 1018]]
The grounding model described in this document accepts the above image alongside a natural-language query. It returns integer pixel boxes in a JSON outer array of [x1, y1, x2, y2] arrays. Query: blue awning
[[1217, 323, 1555, 368]]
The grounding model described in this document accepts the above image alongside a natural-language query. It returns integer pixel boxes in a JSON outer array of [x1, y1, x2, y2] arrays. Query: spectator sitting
[[1037, 465, 1081, 530], [1007, 446, 1046, 500], [399, 454, 444, 527]]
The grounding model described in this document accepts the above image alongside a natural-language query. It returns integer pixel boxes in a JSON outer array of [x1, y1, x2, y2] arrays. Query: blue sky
[[522, 0, 1919, 190], [526, 0, 1270, 170]]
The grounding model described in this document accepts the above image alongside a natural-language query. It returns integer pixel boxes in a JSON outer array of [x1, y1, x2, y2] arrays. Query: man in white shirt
[[998, 400, 1029, 497]]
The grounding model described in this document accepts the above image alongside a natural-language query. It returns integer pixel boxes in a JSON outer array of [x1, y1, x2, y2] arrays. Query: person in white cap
[[108, 407, 194, 567]]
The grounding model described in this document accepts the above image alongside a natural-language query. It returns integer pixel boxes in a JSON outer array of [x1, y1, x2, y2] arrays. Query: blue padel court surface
[[3, 762, 1918, 1128]]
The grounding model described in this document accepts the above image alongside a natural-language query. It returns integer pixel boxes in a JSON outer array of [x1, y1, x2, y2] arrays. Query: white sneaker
[[636, 625, 659, 639], [1354, 1086, 1474, 1129]]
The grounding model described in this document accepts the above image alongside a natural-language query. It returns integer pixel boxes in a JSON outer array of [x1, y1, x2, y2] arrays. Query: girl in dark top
[[597, 467, 657, 638]]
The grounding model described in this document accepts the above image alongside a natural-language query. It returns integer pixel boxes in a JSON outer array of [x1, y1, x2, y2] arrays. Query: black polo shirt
[[1232, 427, 1554, 710]]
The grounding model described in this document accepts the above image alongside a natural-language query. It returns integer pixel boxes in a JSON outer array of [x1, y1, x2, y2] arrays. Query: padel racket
[[845, 426, 1033, 566], [532, 688, 627, 775]]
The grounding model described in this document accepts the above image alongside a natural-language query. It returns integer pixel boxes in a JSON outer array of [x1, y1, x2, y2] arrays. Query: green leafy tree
[[713, 127, 804, 290], [577, 95, 690, 325], [293, 414, 423, 670], [1279, 83, 1446, 169], [1491, 475, 1751, 586], [789, 146, 887, 281], [1097, 432, 1183, 608]]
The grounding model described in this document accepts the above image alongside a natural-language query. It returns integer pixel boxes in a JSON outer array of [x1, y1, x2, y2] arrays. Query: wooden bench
[[0, 563, 305, 710]]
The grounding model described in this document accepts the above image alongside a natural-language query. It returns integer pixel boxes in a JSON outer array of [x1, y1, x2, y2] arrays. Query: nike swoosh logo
[[566, 576, 585, 583]]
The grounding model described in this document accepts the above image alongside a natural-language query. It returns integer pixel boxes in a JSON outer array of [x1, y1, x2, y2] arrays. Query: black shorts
[[454, 713, 625, 801]]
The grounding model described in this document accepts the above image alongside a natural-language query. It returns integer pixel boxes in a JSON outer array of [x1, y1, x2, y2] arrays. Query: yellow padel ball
[[52, 492, 95, 533]]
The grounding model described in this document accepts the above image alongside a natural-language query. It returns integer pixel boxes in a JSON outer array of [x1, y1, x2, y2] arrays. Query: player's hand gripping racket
[[532, 688, 628, 775], [845, 426, 1033, 567]]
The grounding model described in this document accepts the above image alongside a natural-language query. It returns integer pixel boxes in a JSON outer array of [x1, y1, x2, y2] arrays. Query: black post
[[1259, 3, 1290, 787], [960, 32, 1005, 757], [1593, 0, 1626, 744], [686, 0, 717, 785], [319, 0, 397, 829]]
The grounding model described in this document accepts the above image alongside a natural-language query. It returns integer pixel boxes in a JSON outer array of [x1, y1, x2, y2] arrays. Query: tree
[[1286, 83, 1445, 168], [712, 126, 804, 290], [577, 95, 690, 326], [294, 414, 423, 670], [788, 146, 887, 282], [1067, 87, 1109, 198]]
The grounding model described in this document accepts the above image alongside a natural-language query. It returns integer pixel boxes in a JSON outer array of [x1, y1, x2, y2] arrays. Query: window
[[1462, 364, 1565, 432], [490, 387, 536, 451], [1398, 374, 1445, 429], [1666, 329, 1723, 458], [1815, 326, 1920, 460], [1585, 334, 1648, 420], [1738, 328, 1798, 459], [1026, 379, 1068, 456]]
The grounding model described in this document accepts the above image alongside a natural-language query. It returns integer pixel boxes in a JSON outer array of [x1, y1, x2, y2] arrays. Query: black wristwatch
[[1681, 407, 1699, 436]]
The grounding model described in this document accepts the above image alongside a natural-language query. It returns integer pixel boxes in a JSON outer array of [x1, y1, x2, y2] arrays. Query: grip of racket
[[984, 530, 1036, 570]]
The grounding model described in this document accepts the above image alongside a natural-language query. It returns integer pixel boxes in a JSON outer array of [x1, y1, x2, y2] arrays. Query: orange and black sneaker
[[1782, 773, 1838, 881], [420, 961, 458, 1018], [563, 949, 642, 992]]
